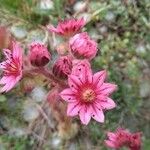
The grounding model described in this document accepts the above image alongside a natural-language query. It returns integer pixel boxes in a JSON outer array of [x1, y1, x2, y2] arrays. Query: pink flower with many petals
[[69, 32, 98, 60], [47, 18, 85, 37], [105, 128, 142, 150], [0, 41, 23, 92], [60, 63, 117, 125], [29, 42, 51, 67]]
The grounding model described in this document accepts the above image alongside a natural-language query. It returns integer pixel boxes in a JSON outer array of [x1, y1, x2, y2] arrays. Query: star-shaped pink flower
[[0, 41, 23, 92], [60, 62, 117, 125]]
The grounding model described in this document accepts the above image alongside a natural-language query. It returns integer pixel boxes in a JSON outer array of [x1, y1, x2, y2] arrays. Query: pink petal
[[0, 78, 16, 92], [68, 75, 82, 91], [79, 105, 92, 125], [92, 105, 104, 123], [12, 42, 22, 59], [67, 102, 81, 116], [3, 49, 11, 59], [60, 88, 77, 102], [93, 70, 107, 88], [77, 18, 85, 27], [80, 67, 93, 83], [99, 83, 117, 95], [100, 97, 116, 110], [107, 132, 117, 141], [105, 140, 116, 148], [0, 76, 8, 84], [0, 62, 7, 69]]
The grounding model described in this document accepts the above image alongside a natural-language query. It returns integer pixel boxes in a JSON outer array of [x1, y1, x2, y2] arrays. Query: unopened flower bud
[[52, 56, 72, 79], [29, 42, 51, 67], [69, 32, 98, 60]]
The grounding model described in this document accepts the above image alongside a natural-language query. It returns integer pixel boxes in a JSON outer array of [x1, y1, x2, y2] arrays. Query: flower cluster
[[105, 128, 142, 150], [0, 18, 142, 149], [47, 18, 117, 125]]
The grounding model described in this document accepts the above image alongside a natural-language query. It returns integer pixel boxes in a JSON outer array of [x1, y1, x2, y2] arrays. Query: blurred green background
[[0, 0, 150, 149]]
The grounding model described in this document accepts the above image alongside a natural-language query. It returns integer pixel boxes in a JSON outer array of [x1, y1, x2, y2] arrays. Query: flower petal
[[99, 83, 117, 95], [104, 140, 116, 148], [91, 105, 104, 123], [0, 77, 16, 92], [100, 97, 116, 110], [67, 102, 81, 116], [71, 59, 92, 83], [3, 49, 11, 59], [107, 132, 117, 141], [0, 76, 8, 84], [79, 105, 92, 125], [12, 42, 22, 60], [80, 67, 93, 83], [60, 88, 76, 102], [68, 75, 82, 90], [93, 70, 107, 88]]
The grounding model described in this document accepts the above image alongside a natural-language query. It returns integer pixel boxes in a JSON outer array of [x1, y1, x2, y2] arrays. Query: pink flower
[[69, 32, 98, 60], [29, 42, 51, 67], [47, 18, 85, 37], [52, 55, 72, 79], [105, 128, 131, 149], [0, 41, 23, 92], [129, 132, 142, 150], [60, 65, 117, 125], [105, 128, 142, 150]]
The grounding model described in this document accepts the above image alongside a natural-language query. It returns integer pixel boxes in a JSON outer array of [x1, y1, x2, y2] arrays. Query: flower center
[[4, 60, 20, 76], [82, 89, 95, 102]]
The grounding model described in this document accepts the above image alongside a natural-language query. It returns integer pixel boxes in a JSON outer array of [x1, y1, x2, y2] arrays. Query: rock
[[136, 44, 146, 55], [0, 144, 5, 150], [68, 142, 76, 150], [73, 1, 86, 12], [10, 25, 27, 40], [9, 128, 26, 137], [22, 104, 39, 122], [31, 86, 47, 102], [89, 28, 101, 41], [78, 13, 92, 23], [7, 97, 18, 109], [140, 81, 150, 98], [26, 29, 47, 44], [98, 25, 108, 34], [51, 135, 62, 149], [39, 0, 54, 10], [0, 116, 10, 131], [105, 11, 115, 22]]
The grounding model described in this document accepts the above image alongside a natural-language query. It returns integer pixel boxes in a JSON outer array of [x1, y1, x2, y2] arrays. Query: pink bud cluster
[[0, 18, 142, 149], [105, 128, 142, 150]]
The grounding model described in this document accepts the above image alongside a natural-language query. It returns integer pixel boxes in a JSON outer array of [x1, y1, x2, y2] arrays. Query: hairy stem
[[23, 67, 67, 87]]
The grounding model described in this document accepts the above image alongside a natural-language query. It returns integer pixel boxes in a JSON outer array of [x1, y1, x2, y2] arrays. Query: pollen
[[82, 89, 95, 102]]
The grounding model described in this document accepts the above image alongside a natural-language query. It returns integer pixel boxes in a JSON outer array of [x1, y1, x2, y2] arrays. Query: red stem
[[23, 67, 67, 87]]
